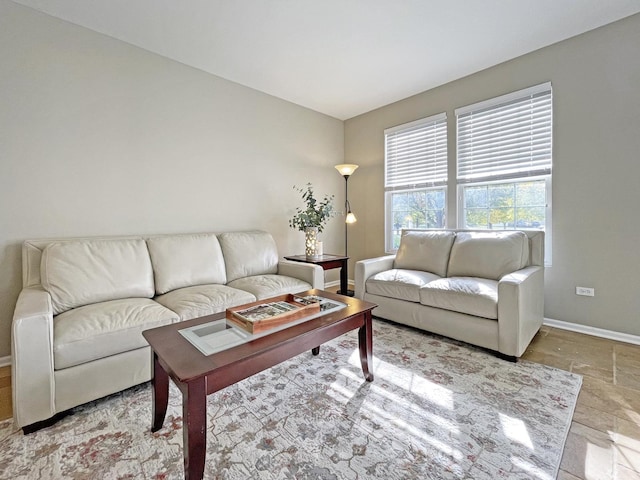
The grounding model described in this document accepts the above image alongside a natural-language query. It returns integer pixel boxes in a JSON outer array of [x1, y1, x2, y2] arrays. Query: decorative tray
[[226, 293, 321, 333]]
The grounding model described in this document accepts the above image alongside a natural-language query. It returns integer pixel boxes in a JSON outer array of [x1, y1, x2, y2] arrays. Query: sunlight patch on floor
[[347, 350, 454, 410], [511, 455, 554, 480], [335, 355, 466, 461], [499, 413, 534, 450], [335, 365, 461, 436], [585, 441, 614, 479]]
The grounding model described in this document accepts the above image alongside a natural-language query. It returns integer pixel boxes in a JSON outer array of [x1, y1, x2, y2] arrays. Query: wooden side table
[[284, 254, 354, 296]]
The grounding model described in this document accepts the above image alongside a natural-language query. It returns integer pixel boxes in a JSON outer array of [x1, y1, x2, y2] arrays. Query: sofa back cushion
[[447, 231, 529, 280], [393, 230, 456, 277], [41, 239, 154, 315], [147, 233, 227, 295], [218, 230, 278, 283]]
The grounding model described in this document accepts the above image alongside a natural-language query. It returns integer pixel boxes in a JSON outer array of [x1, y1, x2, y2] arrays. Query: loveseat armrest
[[355, 255, 396, 299], [11, 287, 56, 428], [497, 266, 544, 357], [277, 260, 324, 290]]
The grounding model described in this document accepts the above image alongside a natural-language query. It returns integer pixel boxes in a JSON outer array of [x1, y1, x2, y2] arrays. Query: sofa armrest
[[277, 260, 324, 290], [11, 287, 56, 428], [355, 255, 396, 299], [497, 266, 544, 357]]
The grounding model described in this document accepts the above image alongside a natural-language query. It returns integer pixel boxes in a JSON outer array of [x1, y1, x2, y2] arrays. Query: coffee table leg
[[151, 352, 169, 432], [358, 311, 374, 382], [312, 346, 320, 355], [183, 378, 207, 480]]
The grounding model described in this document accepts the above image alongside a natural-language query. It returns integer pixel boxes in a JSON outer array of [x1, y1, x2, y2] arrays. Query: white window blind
[[456, 83, 552, 183], [385, 113, 447, 190]]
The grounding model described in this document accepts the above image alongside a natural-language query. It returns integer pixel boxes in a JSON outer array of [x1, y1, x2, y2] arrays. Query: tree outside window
[[390, 188, 445, 248], [463, 180, 545, 230]]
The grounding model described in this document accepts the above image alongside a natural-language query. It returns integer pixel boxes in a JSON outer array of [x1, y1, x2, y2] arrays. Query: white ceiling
[[12, 0, 640, 120]]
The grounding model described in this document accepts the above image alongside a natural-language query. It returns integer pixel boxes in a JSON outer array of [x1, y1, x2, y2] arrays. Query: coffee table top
[[142, 289, 376, 383]]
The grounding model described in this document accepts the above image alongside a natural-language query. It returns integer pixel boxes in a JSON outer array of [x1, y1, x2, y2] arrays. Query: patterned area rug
[[0, 319, 581, 479]]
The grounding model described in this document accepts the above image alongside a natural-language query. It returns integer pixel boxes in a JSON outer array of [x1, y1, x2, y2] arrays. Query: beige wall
[[0, 1, 345, 358], [344, 13, 640, 336]]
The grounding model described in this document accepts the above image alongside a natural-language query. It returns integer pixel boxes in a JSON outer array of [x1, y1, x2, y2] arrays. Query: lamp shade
[[334, 164, 359, 176], [345, 211, 357, 224]]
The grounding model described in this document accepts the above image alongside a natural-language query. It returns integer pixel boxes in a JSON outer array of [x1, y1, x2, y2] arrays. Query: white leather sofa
[[12, 230, 323, 431], [355, 229, 544, 359]]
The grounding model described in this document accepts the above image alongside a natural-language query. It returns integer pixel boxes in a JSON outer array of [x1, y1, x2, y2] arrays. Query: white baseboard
[[0, 355, 11, 368], [324, 279, 355, 289], [544, 317, 640, 346]]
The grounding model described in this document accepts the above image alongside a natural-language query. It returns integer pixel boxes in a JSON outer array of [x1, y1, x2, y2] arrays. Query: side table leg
[[151, 352, 169, 432], [312, 346, 320, 356], [339, 260, 348, 295], [358, 311, 374, 382], [183, 378, 207, 480]]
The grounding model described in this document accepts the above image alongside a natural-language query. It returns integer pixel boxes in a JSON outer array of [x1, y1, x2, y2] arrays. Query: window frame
[[384, 112, 448, 253], [455, 83, 553, 265], [381, 83, 553, 264]]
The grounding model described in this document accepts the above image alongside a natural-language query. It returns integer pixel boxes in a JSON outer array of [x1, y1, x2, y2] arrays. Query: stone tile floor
[[1, 322, 639, 479], [0, 365, 10, 422], [523, 326, 640, 479]]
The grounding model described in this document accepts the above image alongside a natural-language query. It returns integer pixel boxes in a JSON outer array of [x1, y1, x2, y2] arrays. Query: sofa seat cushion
[[53, 298, 179, 370], [366, 269, 441, 302], [227, 275, 311, 300], [419, 277, 498, 320], [155, 284, 256, 321]]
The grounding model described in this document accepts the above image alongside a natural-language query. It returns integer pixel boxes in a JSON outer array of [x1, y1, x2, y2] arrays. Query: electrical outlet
[[576, 286, 595, 297]]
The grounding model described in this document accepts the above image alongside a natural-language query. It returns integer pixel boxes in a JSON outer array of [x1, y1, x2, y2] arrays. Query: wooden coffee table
[[142, 290, 377, 480]]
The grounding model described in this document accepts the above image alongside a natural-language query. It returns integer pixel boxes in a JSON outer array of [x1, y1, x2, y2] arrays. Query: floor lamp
[[335, 164, 358, 296]]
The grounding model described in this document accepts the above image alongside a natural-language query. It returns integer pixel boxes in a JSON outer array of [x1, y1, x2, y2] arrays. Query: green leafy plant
[[289, 183, 335, 233]]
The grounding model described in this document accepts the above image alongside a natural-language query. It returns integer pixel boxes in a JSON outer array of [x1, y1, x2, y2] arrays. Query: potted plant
[[289, 183, 334, 258]]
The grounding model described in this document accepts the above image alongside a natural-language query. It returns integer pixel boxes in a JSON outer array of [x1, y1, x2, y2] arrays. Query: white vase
[[304, 227, 318, 259]]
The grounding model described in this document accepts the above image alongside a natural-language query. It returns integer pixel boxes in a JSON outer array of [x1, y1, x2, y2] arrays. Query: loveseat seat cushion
[[227, 275, 312, 300], [218, 231, 278, 283], [446, 231, 529, 281], [147, 233, 227, 295], [394, 230, 456, 277], [366, 269, 441, 302], [41, 239, 155, 315], [154, 284, 256, 321], [419, 277, 498, 319], [53, 298, 179, 370]]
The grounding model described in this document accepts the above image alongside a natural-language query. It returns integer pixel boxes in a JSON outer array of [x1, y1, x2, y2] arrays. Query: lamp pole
[[343, 174, 350, 257], [334, 164, 358, 296]]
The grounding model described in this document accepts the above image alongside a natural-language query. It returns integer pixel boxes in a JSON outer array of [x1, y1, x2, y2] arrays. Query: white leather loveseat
[[12, 230, 323, 431], [355, 229, 544, 359]]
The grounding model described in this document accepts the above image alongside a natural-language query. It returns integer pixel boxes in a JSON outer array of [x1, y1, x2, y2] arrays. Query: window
[[456, 83, 552, 264], [384, 113, 447, 251]]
